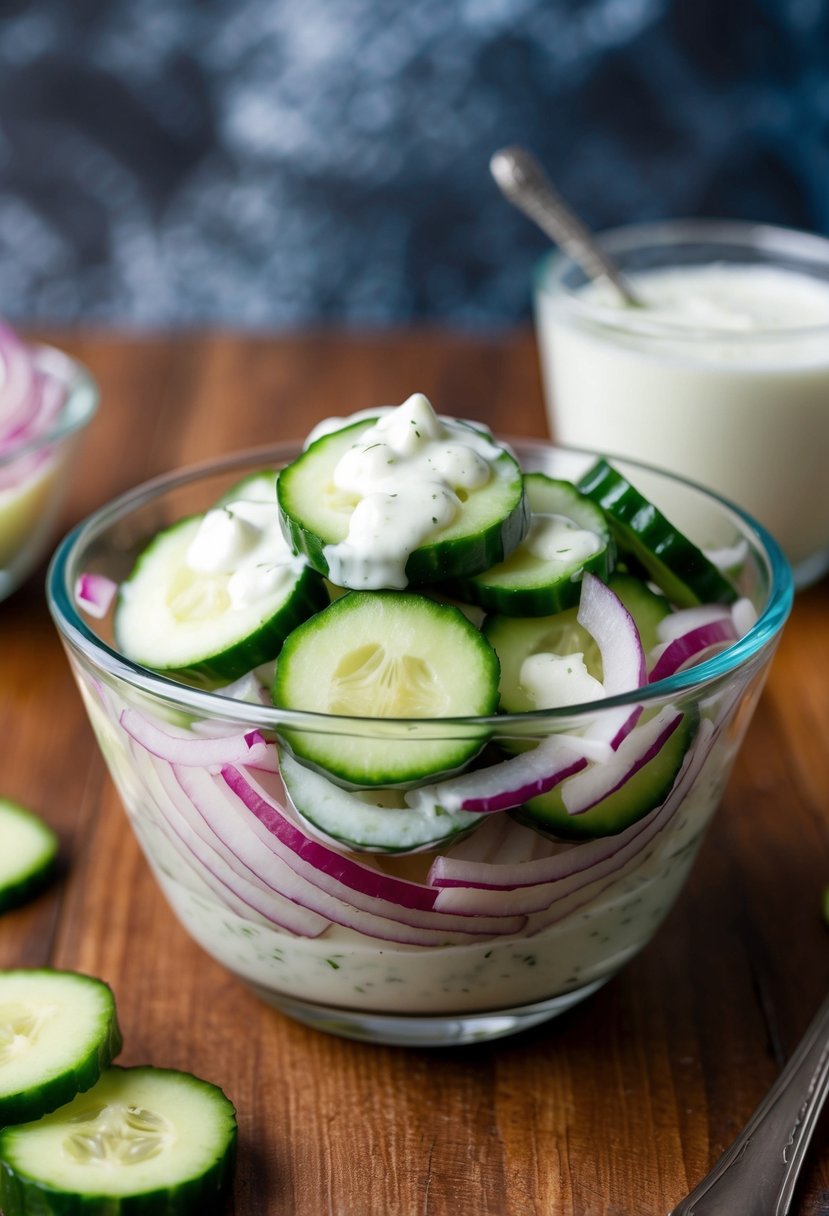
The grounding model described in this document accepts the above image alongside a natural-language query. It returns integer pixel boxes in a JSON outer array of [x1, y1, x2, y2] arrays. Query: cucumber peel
[[577, 459, 737, 608]]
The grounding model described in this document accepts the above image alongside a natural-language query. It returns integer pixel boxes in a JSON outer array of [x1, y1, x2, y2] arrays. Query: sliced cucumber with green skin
[[577, 459, 737, 607], [484, 609, 598, 714], [273, 591, 500, 787], [277, 417, 528, 587], [0, 1065, 236, 1216], [0, 970, 121, 1126], [446, 473, 614, 616], [0, 801, 59, 914], [279, 748, 484, 853], [512, 707, 697, 840], [115, 515, 328, 687]]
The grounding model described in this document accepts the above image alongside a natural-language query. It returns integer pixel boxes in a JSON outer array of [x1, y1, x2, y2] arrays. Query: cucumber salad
[[74, 392, 761, 1018]]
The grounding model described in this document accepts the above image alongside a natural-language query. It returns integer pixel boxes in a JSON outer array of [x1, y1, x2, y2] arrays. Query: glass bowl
[[1, 344, 99, 602], [47, 440, 793, 1046], [534, 219, 829, 589]]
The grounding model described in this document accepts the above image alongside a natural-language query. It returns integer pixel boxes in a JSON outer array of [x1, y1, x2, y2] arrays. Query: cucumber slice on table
[[277, 417, 528, 587], [447, 473, 614, 616], [273, 591, 501, 787], [280, 748, 483, 853], [0, 800, 59, 914], [577, 459, 737, 607], [513, 707, 697, 840], [0, 970, 121, 1126], [115, 514, 327, 686], [0, 1065, 236, 1216]]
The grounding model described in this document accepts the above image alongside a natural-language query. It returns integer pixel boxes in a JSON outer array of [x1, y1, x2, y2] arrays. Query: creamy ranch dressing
[[536, 261, 829, 571], [524, 513, 602, 563], [186, 498, 305, 610], [322, 393, 503, 589]]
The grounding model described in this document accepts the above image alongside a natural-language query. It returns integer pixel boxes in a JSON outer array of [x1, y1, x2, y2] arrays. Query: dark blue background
[[0, 0, 826, 326]]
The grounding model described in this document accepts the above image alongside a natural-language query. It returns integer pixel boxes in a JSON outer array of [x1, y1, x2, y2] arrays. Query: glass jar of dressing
[[534, 219, 829, 589]]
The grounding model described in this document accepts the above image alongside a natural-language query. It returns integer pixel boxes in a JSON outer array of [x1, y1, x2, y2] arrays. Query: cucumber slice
[[577, 459, 737, 607], [513, 707, 697, 840], [115, 513, 328, 687], [0, 800, 59, 914], [273, 591, 500, 786], [279, 748, 483, 853], [484, 609, 598, 714], [447, 473, 613, 616], [0, 970, 121, 1126], [0, 1065, 236, 1216], [277, 415, 528, 588]]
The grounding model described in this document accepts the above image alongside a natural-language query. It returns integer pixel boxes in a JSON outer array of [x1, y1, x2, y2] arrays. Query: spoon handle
[[669, 989, 829, 1216], [489, 146, 642, 307]]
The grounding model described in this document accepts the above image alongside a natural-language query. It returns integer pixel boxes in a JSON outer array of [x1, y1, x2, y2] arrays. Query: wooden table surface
[[2, 328, 828, 1215]]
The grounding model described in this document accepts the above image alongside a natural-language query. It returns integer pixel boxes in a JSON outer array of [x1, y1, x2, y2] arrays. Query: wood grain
[[1, 329, 827, 1216]]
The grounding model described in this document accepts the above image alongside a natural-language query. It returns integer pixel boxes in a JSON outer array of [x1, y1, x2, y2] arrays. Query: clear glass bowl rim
[[46, 436, 794, 738], [534, 218, 829, 343], [0, 343, 99, 468]]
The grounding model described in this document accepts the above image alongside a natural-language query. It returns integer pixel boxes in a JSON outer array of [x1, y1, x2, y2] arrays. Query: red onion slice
[[405, 736, 589, 816], [432, 718, 715, 918], [648, 617, 738, 683], [129, 735, 330, 937], [210, 766, 526, 942], [119, 708, 277, 771], [75, 572, 118, 619], [577, 573, 646, 750], [562, 705, 684, 816]]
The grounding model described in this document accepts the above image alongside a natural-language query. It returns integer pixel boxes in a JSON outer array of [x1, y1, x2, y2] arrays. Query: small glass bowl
[[0, 345, 98, 602], [47, 441, 793, 1046]]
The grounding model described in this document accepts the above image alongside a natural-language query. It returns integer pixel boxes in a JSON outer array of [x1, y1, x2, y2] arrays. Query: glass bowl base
[[251, 979, 609, 1047]]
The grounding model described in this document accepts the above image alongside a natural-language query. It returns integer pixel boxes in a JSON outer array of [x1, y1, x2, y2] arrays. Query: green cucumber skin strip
[[277, 419, 530, 586], [512, 708, 698, 841], [0, 972, 122, 1127], [0, 802, 59, 915], [577, 460, 737, 608], [0, 1067, 236, 1216]]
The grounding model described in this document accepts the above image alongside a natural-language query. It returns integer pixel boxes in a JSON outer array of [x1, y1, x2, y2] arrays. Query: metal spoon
[[668, 987, 829, 1215], [489, 145, 644, 308]]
